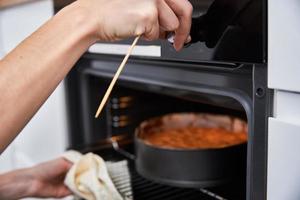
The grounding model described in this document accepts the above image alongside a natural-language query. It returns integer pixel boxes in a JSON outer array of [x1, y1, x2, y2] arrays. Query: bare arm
[[0, 168, 32, 200], [0, 0, 192, 153], [0, 3, 96, 152]]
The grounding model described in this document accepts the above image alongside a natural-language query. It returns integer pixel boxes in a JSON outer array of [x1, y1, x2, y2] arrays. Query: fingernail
[[185, 35, 192, 43], [174, 43, 182, 51], [167, 33, 175, 43]]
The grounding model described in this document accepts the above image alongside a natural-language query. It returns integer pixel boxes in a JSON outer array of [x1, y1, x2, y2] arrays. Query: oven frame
[[65, 54, 270, 200]]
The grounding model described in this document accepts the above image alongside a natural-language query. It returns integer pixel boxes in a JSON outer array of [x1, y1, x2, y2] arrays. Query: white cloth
[[63, 150, 123, 200]]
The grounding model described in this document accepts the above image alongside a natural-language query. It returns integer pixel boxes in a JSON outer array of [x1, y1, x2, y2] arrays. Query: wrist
[[22, 168, 39, 198], [0, 168, 34, 199], [57, 1, 99, 46]]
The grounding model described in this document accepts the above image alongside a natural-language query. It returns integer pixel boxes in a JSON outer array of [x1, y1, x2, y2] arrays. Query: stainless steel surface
[[200, 189, 228, 200]]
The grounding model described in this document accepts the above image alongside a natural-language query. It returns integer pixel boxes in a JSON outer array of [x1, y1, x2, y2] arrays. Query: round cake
[[137, 113, 248, 149], [141, 126, 247, 149]]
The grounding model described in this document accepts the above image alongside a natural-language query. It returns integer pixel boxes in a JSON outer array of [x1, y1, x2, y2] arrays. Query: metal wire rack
[[107, 159, 228, 200], [79, 142, 245, 200]]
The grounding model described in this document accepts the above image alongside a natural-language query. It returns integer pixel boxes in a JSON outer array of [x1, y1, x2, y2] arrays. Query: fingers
[[165, 0, 193, 51], [140, 0, 182, 41], [157, 0, 179, 31], [55, 185, 72, 198], [141, 2, 160, 40], [37, 158, 72, 177], [26, 158, 73, 198], [51, 158, 73, 172], [143, 15, 160, 41], [161, 32, 191, 46], [83, 0, 192, 46]]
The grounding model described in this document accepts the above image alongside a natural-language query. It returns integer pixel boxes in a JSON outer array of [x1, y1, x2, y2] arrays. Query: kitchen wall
[[0, 0, 69, 192], [268, 0, 300, 199]]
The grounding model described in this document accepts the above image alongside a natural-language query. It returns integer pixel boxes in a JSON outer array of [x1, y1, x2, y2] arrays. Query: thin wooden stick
[[95, 36, 140, 118]]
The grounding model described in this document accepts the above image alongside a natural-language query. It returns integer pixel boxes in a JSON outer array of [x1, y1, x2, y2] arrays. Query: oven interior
[[66, 67, 250, 200], [81, 78, 247, 144]]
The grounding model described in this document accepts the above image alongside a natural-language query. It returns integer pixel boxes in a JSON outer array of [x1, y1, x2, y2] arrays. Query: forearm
[[0, 2, 96, 152], [0, 168, 33, 199], [0, 0, 192, 153]]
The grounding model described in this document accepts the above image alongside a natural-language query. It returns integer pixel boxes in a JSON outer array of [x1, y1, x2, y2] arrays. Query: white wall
[[0, 0, 68, 173], [268, 0, 300, 199]]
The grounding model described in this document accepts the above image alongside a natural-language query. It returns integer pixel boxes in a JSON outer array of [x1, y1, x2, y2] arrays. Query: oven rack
[[107, 159, 228, 200], [78, 140, 237, 200]]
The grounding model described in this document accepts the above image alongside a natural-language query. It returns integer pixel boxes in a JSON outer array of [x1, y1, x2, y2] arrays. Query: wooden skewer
[[95, 36, 140, 118]]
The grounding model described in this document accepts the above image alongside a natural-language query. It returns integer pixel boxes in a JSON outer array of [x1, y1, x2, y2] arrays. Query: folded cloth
[[63, 150, 123, 200]]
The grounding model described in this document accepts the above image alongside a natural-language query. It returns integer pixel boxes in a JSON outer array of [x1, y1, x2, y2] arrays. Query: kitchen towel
[[63, 150, 123, 200]]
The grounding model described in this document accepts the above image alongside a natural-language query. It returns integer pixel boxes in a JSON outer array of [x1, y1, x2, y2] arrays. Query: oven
[[58, 0, 269, 199]]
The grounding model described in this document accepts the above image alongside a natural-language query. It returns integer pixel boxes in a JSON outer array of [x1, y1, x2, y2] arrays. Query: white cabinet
[[0, 0, 68, 173], [267, 92, 300, 200], [268, 118, 300, 200], [268, 0, 300, 199], [268, 0, 300, 92]]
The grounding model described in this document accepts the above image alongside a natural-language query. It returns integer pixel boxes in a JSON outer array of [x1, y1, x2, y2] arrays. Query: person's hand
[[163, 0, 193, 50], [72, 0, 193, 51], [26, 158, 72, 198], [0, 158, 72, 200]]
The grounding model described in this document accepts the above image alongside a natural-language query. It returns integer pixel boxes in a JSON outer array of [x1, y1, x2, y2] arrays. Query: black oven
[[58, 0, 269, 199]]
